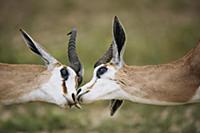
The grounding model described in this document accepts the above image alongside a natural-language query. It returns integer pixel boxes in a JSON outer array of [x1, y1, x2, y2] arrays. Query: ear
[[111, 16, 126, 67], [110, 99, 124, 116], [20, 29, 58, 69]]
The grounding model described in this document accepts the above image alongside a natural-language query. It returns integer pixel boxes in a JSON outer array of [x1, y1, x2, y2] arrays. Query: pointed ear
[[111, 16, 126, 67], [110, 99, 124, 116], [20, 29, 58, 69]]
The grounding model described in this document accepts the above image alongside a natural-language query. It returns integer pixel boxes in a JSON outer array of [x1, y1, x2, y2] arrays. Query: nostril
[[72, 93, 76, 102], [77, 88, 82, 95]]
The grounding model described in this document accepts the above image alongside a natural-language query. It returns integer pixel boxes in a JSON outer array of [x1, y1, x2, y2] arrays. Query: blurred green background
[[1, 0, 200, 133]]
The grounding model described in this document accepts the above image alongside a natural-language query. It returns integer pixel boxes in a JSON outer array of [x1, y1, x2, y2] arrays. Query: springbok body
[[78, 16, 200, 115], [0, 28, 83, 108]]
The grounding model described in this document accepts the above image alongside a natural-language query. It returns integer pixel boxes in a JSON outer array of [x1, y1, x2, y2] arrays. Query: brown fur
[[116, 42, 200, 103], [0, 63, 51, 102]]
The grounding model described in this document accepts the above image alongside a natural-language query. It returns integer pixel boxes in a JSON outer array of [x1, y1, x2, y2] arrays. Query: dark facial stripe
[[60, 67, 69, 94], [62, 80, 68, 94]]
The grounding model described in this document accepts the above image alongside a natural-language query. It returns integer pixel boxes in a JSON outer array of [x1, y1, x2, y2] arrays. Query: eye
[[60, 67, 69, 80], [96, 66, 108, 78]]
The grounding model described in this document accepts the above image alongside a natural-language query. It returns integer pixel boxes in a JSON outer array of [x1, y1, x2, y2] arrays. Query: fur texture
[[0, 63, 51, 102], [116, 43, 200, 103]]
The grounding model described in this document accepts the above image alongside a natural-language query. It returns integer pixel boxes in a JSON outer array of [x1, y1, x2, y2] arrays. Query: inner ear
[[20, 29, 58, 68], [110, 99, 124, 116], [113, 16, 126, 57]]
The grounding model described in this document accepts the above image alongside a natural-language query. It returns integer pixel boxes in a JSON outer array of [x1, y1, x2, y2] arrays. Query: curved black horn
[[67, 28, 83, 84], [94, 43, 113, 68]]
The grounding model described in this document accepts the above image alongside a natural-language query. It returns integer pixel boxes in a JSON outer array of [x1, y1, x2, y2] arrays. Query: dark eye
[[96, 66, 108, 78], [60, 67, 69, 80]]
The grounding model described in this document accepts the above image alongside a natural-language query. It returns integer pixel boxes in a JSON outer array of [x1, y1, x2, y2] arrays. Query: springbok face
[[77, 16, 127, 115], [20, 28, 83, 108]]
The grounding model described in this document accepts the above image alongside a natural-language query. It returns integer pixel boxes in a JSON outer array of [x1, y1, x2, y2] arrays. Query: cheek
[[82, 80, 121, 101], [94, 79, 119, 92], [91, 79, 110, 92], [100, 69, 117, 80], [65, 78, 77, 92]]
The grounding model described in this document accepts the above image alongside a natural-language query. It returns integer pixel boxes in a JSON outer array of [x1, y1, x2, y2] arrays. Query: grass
[[0, 0, 200, 132], [1, 102, 200, 133]]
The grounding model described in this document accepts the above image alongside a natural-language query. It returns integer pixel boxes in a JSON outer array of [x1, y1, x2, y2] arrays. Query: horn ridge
[[68, 27, 82, 77], [94, 43, 113, 68]]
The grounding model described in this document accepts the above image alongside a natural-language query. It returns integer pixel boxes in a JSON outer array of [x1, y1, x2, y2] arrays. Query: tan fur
[[0, 63, 51, 102], [116, 42, 200, 103]]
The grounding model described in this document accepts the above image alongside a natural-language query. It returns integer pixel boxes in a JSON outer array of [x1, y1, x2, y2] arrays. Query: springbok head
[[77, 16, 126, 115], [20, 28, 83, 108], [78, 16, 200, 115]]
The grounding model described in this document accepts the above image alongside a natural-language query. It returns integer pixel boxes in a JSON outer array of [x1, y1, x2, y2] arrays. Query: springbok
[[77, 16, 200, 116], [0, 28, 82, 108]]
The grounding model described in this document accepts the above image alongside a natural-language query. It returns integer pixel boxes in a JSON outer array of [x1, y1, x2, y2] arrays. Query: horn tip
[[72, 27, 77, 32], [67, 27, 77, 36]]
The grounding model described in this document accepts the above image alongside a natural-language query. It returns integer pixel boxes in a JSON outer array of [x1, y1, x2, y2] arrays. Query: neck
[[116, 48, 200, 105], [0, 63, 53, 105]]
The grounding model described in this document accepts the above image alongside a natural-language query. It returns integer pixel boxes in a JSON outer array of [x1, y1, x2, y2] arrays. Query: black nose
[[77, 88, 82, 95], [72, 93, 76, 102]]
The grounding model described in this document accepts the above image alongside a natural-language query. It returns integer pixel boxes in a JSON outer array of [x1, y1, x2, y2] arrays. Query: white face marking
[[64, 66, 77, 102], [78, 64, 190, 105], [14, 66, 78, 108], [78, 64, 126, 103]]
